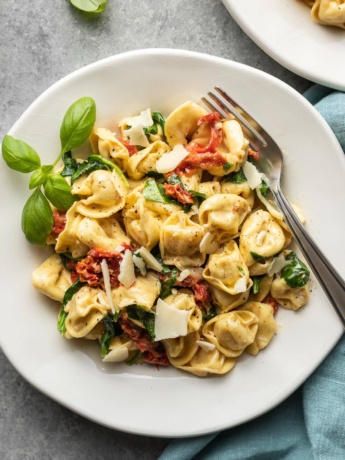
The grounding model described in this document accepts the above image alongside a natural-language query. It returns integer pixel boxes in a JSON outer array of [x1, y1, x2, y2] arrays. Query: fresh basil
[[127, 305, 156, 339], [281, 252, 310, 288], [144, 112, 166, 137], [70, 0, 107, 14], [259, 179, 270, 198], [29, 165, 53, 189], [2, 135, 41, 173], [251, 275, 264, 295], [68, 154, 128, 186], [60, 97, 96, 155], [250, 251, 268, 262], [44, 174, 77, 210], [60, 151, 78, 177], [224, 168, 247, 184], [58, 279, 85, 334], [21, 188, 53, 246]]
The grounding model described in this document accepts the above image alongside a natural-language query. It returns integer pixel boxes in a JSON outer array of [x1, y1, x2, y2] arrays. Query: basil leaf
[[70, 158, 106, 183], [29, 165, 53, 189], [70, 0, 107, 14], [142, 179, 178, 205], [151, 112, 165, 133], [44, 174, 76, 210], [281, 252, 310, 288], [88, 155, 128, 185], [224, 168, 247, 183], [60, 97, 96, 154], [58, 279, 85, 334], [259, 179, 270, 198], [2, 135, 41, 173], [251, 275, 264, 295], [189, 190, 207, 202], [60, 152, 78, 177], [21, 188, 53, 246]]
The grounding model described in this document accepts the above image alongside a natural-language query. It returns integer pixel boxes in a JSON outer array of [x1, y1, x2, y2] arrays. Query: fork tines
[[201, 87, 267, 150]]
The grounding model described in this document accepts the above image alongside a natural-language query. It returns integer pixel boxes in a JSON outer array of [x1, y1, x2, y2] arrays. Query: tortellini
[[271, 277, 310, 311], [160, 211, 206, 269], [302, 0, 345, 28], [32, 254, 72, 302], [203, 240, 252, 295], [203, 311, 259, 357], [72, 169, 128, 218], [31, 101, 311, 378], [239, 210, 287, 267], [64, 286, 110, 339]]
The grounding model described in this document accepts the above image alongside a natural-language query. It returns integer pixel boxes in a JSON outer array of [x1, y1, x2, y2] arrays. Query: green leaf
[[88, 155, 128, 185], [2, 135, 41, 173], [60, 97, 96, 154], [142, 179, 178, 205], [70, 0, 107, 13], [151, 112, 165, 133], [21, 188, 53, 246], [224, 168, 247, 184], [29, 165, 53, 189], [44, 174, 76, 210], [223, 161, 232, 172], [126, 350, 143, 366], [58, 279, 85, 334], [250, 251, 268, 262], [281, 252, 310, 288], [251, 275, 264, 295], [259, 179, 270, 198], [203, 306, 217, 322], [60, 151, 78, 177], [100, 313, 122, 357], [126, 305, 156, 339]]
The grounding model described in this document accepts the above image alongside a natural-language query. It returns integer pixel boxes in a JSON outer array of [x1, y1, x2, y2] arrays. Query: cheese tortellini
[[31, 100, 311, 378], [301, 0, 345, 28]]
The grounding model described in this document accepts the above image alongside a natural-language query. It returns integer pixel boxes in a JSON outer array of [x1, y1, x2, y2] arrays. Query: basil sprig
[[2, 97, 96, 245], [281, 252, 310, 288], [70, 0, 107, 14]]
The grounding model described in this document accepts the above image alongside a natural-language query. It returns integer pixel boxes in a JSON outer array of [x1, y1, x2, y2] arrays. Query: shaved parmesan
[[178, 269, 191, 282], [155, 144, 189, 173], [234, 276, 247, 293], [132, 253, 147, 276], [115, 245, 125, 253], [102, 347, 129, 363], [199, 231, 214, 253], [101, 259, 115, 314], [256, 186, 284, 221], [154, 298, 189, 341], [243, 161, 262, 189], [196, 340, 216, 352], [118, 250, 136, 288], [138, 247, 163, 273], [122, 108, 153, 148], [268, 254, 290, 277]]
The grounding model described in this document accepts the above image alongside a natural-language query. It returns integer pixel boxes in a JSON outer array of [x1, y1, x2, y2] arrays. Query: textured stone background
[[0, 1, 311, 459]]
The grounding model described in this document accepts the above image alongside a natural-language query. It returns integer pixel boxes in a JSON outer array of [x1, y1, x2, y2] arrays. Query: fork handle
[[273, 185, 345, 327]]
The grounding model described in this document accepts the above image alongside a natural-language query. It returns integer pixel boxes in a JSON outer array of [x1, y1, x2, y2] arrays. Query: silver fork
[[202, 87, 345, 327]]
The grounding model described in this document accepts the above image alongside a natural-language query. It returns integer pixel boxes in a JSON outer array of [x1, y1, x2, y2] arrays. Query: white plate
[[0, 49, 344, 437], [222, 0, 345, 90]]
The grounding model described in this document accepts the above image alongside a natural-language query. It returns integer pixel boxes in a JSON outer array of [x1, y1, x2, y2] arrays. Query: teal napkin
[[159, 85, 345, 460]]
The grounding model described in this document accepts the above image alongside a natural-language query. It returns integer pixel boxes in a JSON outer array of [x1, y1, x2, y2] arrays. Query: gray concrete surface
[[0, 1, 312, 459]]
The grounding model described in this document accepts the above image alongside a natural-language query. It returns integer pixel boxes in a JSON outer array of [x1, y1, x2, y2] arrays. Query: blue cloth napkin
[[159, 85, 345, 460]]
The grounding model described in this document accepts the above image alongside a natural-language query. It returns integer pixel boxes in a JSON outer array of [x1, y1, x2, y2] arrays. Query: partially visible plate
[[0, 49, 344, 437], [222, 0, 345, 90]]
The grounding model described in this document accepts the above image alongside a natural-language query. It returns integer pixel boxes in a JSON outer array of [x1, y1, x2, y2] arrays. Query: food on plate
[[301, 0, 345, 28], [2, 97, 311, 377]]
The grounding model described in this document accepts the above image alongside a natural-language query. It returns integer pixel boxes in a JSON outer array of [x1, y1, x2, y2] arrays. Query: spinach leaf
[[44, 174, 77, 210], [127, 305, 156, 339], [2, 135, 41, 173], [21, 188, 53, 246], [127, 350, 143, 366], [70, 154, 128, 185], [29, 165, 53, 189], [250, 251, 268, 262], [58, 279, 85, 334], [60, 97, 96, 155], [70, 0, 107, 13], [100, 313, 122, 357], [60, 151, 78, 177], [224, 168, 247, 184], [223, 161, 232, 172], [142, 179, 178, 205], [160, 267, 179, 298], [251, 275, 265, 294], [203, 306, 217, 322], [259, 179, 270, 198], [281, 252, 310, 288], [144, 112, 166, 137]]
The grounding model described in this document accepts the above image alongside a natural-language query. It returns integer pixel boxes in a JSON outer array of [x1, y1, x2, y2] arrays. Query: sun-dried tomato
[[263, 293, 279, 315], [52, 211, 66, 235], [118, 138, 138, 156], [163, 183, 194, 205]]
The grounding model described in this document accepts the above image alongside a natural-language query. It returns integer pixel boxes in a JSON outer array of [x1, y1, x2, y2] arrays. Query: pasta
[[301, 0, 345, 28], [32, 100, 311, 377]]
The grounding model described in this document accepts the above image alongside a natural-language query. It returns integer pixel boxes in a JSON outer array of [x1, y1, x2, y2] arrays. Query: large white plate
[[222, 0, 345, 90], [0, 49, 344, 437]]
